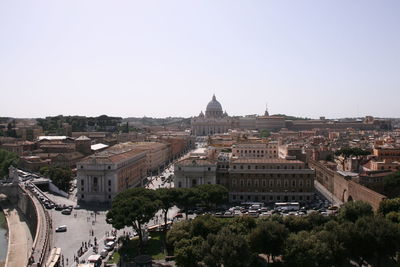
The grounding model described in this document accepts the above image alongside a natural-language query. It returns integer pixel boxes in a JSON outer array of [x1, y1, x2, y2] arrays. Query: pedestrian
[[66, 258, 68, 265]]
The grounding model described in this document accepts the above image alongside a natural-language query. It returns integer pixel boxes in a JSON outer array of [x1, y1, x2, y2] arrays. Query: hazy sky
[[1, 1, 399, 119]]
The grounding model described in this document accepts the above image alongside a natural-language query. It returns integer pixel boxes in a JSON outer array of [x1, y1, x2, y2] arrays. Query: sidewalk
[[3, 203, 32, 267], [314, 181, 343, 206]]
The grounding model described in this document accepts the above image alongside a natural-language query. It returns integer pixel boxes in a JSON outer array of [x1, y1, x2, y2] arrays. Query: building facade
[[174, 158, 217, 188], [228, 158, 315, 203], [232, 141, 279, 159], [76, 143, 147, 203], [191, 95, 233, 136]]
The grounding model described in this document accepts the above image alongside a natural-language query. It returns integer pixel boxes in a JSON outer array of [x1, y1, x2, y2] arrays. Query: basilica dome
[[205, 95, 223, 118]]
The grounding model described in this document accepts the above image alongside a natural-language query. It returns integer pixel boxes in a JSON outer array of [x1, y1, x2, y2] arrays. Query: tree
[[383, 172, 400, 198], [155, 188, 178, 243], [249, 220, 288, 263], [175, 188, 200, 220], [338, 201, 373, 222], [39, 166, 72, 192], [194, 184, 228, 210], [166, 220, 191, 255], [344, 216, 400, 267], [260, 130, 270, 138], [174, 236, 204, 267], [224, 216, 257, 235], [0, 149, 18, 178], [106, 188, 160, 253], [335, 147, 370, 170], [202, 228, 251, 267], [284, 230, 343, 267], [189, 215, 223, 239], [378, 198, 400, 215]]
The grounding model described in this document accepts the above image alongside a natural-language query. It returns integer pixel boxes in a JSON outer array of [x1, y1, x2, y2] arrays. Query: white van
[[105, 241, 115, 251]]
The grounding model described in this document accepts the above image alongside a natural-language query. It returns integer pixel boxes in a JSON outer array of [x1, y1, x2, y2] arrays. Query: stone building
[[191, 95, 233, 136], [232, 141, 279, 159], [174, 158, 217, 188], [228, 158, 315, 203], [76, 143, 147, 203]]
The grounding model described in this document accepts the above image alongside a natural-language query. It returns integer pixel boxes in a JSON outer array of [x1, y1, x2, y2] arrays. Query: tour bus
[[274, 202, 300, 211]]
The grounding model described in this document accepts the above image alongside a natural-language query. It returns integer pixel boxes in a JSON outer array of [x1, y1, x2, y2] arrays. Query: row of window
[[235, 149, 277, 154], [232, 164, 303, 170], [232, 179, 312, 187], [233, 173, 313, 178], [231, 194, 311, 202]]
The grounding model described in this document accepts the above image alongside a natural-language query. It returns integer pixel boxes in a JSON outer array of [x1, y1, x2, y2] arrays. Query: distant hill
[[123, 117, 191, 127], [272, 114, 312, 120]]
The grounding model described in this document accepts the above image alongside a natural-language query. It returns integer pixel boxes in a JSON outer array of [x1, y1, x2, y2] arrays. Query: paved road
[[43, 150, 191, 266], [314, 180, 343, 207], [2, 203, 32, 267]]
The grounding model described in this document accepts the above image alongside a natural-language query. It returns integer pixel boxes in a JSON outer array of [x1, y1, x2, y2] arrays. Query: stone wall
[[309, 160, 386, 211]]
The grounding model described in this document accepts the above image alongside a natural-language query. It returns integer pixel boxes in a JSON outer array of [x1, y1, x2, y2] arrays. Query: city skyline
[[1, 1, 400, 119]]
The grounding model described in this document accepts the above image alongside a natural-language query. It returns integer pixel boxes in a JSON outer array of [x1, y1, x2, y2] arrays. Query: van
[[104, 236, 116, 244], [105, 241, 115, 251]]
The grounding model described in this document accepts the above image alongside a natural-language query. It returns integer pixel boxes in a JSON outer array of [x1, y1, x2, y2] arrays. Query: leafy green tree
[[249, 220, 288, 263], [166, 220, 191, 255], [385, 211, 400, 223], [155, 188, 178, 243], [0, 149, 18, 178], [378, 198, 400, 215], [284, 230, 341, 267], [352, 216, 400, 267], [335, 147, 370, 158], [202, 228, 251, 267], [174, 236, 204, 267], [260, 130, 270, 138], [383, 172, 400, 198], [194, 184, 228, 210], [338, 201, 373, 222], [283, 215, 311, 233], [190, 215, 224, 239], [106, 188, 160, 253], [224, 216, 257, 235], [39, 166, 72, 192], [175, 188, 200, 219], [335, 147, 370, 170]]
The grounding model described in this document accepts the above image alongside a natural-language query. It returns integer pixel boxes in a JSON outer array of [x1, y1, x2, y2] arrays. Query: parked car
[[174, 213, 183, 218], [100, 249, 108, 259], [55, 225, 67, 232], [61, 209, 72, 215]]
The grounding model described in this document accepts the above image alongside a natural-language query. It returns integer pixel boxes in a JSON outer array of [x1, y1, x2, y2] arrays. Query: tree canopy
[[106, 187, 160, 253], [383, 172, 400, 198], [0, 149, 18, 178], [335, 147, 370, 158], [39, 166, 72, 192]]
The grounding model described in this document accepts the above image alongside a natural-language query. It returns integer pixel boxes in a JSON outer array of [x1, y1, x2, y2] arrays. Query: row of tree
[[106, 185, 228, 252], [37, 115, 122, 133], [167, 201, 400, 267]]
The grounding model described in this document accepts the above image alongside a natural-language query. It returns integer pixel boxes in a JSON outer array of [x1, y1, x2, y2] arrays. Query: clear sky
[[1, 1, 399, 119]]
